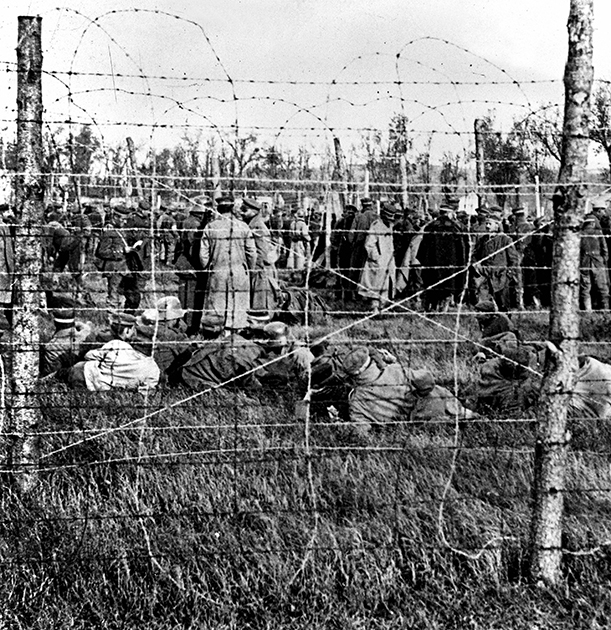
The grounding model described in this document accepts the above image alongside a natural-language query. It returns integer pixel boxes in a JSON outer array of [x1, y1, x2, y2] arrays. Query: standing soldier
[[523, 216, 553, 309], [472, 207, 521, 312], [506, 206, 534, 310], [358, 203, 396, 315], [199, 196, 257, 335], [45, 212, 84, 299], [173, 202, 210, 336], [269, 207, 286, 267], [418, 205, 469, 312], [85, 203, 104, 261], [242, 198, 279, 319], [156, 203, 177, 266], [69, 204, 93, 273], [286, 209, 311, 285], [580, 213, 610, 311], [331, 204, 357, 302], [348, 197, 378, 299], [121, 199, 152, 310], [591, 199, 611, 277], [94, 207, 129, 308]]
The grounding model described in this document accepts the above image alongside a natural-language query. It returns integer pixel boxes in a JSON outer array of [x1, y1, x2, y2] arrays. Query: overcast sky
[[1, 1, 610, 165]]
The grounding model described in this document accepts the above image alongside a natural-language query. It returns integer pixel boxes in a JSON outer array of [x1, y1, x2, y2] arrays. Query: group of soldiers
[[330, 198, 557, 314], [330, 196, 611, 315], [40, 194, 329, 332], [3, 191, 611, 439], [35, 191, 611, 324]]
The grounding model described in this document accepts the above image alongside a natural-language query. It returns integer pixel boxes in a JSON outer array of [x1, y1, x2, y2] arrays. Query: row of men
[[41, 294, 611, 445], [40, 294, 476, 435], [4, 194, 610, 333]]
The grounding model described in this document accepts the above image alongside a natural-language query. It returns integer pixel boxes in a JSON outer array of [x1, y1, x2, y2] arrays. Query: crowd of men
[[2, 191, 611, 437], [331, 196, 611, 315], [25, 192, 611, 322]]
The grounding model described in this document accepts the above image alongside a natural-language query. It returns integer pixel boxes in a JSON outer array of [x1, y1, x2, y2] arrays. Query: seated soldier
[[309, 340, 398, 421], [255, 321, 314, 393], [58, 311, 160, 392], [173, 333, 267, 391], [274, 287, 329, 326], [476, 345, 541, 417], [133, 296, 191, 378], [342, 346, 474, 440], [473, 300, 519, 360], [40, 308, 95, 376]]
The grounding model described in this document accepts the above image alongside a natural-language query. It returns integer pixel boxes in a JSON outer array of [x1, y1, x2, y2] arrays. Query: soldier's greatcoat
[[199, 215, 257, 331], [358, 219, 396, 302], [249, 213, 279, 314]]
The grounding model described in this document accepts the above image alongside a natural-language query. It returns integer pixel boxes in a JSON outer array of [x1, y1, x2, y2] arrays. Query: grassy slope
[[2, 279, 611, 628]]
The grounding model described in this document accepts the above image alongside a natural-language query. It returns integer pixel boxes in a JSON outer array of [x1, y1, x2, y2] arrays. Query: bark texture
[[530, 0, 594, 586], [11, 16, 44, 492]]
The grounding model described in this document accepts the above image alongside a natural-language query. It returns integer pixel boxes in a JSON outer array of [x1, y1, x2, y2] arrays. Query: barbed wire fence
[[0, 4, 608, 622]]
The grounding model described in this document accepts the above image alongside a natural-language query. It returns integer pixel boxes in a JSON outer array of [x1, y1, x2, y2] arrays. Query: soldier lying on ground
[[475, 341, 611, 421], [169, 321, 313, 394], [571, 355, 611, 420], [274, 287, 329, 326], [340, 345, 475, 441]]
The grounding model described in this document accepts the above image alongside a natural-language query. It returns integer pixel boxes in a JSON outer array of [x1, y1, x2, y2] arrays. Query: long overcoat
[[418, 215, 468, 299], [249, 213, 279, 314], [358, 219, 396, 301], [348, 209, 378, 285], [199, 215, 257, 330], [286, 217, 310, 271], [473, 232, 520, 294]]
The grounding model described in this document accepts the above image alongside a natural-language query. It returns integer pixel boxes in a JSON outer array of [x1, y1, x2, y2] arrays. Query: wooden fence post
[[474, 118, 485, 208], [11, 15, 44, 492], [400, 154, 409, 208], [530, 0, 594, 586]]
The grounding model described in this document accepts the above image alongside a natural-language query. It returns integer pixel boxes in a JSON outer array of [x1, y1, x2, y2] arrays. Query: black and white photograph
[[0, 1, 610, 628]]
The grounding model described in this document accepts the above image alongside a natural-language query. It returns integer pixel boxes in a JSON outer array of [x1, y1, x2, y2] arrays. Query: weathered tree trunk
[[530, 0, 594, 586], [333, 137, 348, 210], [126, 136, 143, 201], [11, 16, 44, 492], [474, 118, 486, 207]]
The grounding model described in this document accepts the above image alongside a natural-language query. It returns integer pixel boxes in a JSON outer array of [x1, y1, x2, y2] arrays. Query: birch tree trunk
[[11, 16, 44, 492], [530, 0, 594, 586]]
